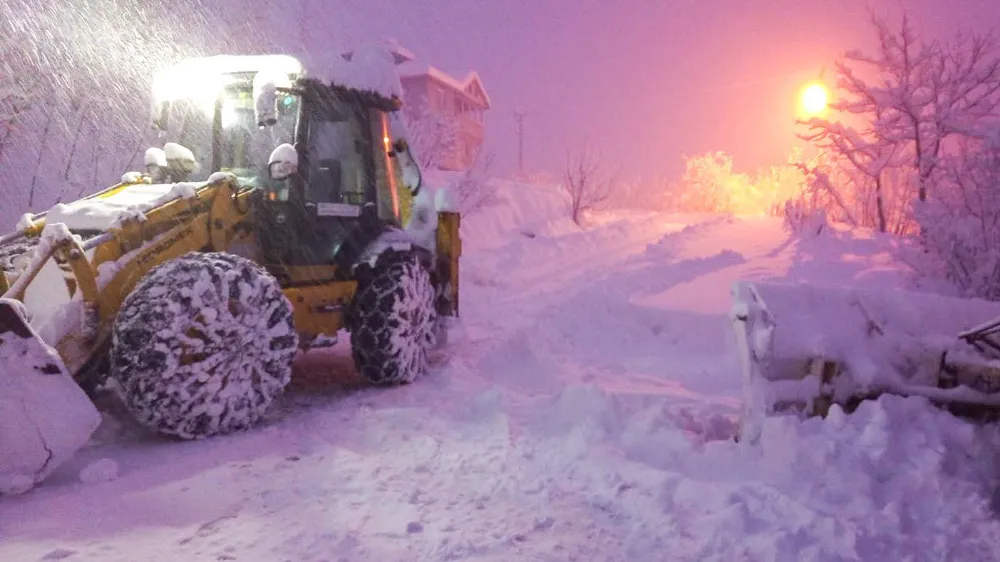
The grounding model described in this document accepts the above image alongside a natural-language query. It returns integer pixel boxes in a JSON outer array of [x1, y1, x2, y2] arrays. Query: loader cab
[[148, 58, 303, 188], [251, 79, 407, 278], [147, 55, 409, 283]]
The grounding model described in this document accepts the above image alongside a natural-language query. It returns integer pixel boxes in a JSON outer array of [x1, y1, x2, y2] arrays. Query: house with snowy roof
[[396, 60, 491, 166], [343, 40, 491, 171], [389, 49, 492, 172]]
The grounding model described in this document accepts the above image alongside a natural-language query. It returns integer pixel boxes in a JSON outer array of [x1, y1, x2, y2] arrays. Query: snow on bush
[[400, 104, 460, 173], [781, 198, 829, 236], [913, 141, 1000, 299], [672, 151, 753, 214], [610, 150, 811, 218], [425, 151, 499, 216]]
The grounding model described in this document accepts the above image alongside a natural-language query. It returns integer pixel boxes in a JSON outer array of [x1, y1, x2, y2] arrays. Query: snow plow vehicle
[[0, 50, 461, 494], [731, 280, 1000, 442]]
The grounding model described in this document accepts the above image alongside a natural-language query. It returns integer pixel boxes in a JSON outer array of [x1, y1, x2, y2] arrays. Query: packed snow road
[[2, 182, 1000, 561]]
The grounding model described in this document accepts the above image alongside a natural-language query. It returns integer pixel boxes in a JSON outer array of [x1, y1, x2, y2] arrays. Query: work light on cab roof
[[150, 54, 306, 130]]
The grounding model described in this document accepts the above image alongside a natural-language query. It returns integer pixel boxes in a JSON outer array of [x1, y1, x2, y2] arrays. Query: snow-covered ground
[[3, 180, 1000, 561]]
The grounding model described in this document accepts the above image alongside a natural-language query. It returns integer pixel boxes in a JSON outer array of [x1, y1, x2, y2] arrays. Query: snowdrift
[[455, 178, 573, 249]]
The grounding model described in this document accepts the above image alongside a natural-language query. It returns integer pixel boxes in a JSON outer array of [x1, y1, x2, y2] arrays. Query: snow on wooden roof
[[396, 60, 491, 110]]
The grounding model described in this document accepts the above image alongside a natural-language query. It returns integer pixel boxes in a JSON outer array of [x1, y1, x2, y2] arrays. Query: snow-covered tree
[[800, 12, 1000, 233], [914, 136, 1000, 298], [451, 149, 497, 215], [401, 104, 460, 171], [670, 152, 749, 214], [663, 151, 809, 216]]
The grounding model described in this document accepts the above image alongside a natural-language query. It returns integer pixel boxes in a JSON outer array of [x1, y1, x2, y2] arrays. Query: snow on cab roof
[[153, 47, 405, 103]]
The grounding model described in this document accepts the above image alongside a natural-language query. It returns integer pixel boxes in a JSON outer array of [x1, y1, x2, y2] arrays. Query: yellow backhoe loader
[[0, 50, 461, 493]]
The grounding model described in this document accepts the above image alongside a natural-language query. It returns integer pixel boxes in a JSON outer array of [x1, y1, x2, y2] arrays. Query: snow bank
[[525, 385, 1000, 560], [746, 396, 1000, 560], [644, 215, 737, 259], [458, 179, 572, 249]]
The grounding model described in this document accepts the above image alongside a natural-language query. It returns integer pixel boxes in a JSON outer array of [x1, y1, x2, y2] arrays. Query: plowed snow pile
[[2, 181, 999, 561]]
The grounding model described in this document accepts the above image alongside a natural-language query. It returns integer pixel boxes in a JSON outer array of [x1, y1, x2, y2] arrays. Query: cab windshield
[[154, 72, 298, 188]]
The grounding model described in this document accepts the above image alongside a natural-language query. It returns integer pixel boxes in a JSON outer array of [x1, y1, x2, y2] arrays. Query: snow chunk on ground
[[78, 458, 118, 484], [525, 386, 1000, 561]]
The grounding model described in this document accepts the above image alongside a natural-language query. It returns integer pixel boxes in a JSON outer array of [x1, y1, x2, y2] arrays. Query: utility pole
[[514, 108, 527, 178]]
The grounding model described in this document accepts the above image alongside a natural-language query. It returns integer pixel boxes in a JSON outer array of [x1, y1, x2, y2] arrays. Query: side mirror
[[391, 138, 422, 195], [268, 143, 299, 180]]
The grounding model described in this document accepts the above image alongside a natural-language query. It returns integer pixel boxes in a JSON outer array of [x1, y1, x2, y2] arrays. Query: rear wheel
[[348, 249, 438, 385], [109, 251, 298, 439]]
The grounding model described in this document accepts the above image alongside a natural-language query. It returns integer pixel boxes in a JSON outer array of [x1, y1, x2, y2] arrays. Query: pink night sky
[[320, 0, 999, 179]]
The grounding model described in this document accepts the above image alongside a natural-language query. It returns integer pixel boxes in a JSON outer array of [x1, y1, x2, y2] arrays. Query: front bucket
[[730, 280, 1000, 441], [0, 298, 102, 494]]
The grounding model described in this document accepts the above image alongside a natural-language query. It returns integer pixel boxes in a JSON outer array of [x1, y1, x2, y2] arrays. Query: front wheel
[[348, 249, 438, 385], [109, 252, 299, 439]]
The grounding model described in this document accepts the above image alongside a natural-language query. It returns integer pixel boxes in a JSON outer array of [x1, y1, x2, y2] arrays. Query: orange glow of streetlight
[[800, 82, 829, 116]]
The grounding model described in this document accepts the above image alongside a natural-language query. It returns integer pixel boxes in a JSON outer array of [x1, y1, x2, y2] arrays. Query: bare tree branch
[[562, 142, 616, 225]]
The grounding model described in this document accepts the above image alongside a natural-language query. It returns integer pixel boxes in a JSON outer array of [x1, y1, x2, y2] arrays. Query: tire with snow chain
[[348, 249, 438, 385], [109, 251, 298, 439]]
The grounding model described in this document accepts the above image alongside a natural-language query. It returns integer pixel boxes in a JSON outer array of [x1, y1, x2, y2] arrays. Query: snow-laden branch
[[400, 104, 460, 171], [800, 11, 1000, 235]]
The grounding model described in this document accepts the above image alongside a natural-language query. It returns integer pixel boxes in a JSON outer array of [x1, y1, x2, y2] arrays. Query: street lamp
[[801, 82, 829, 115], [798, 65, 830, 118]]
